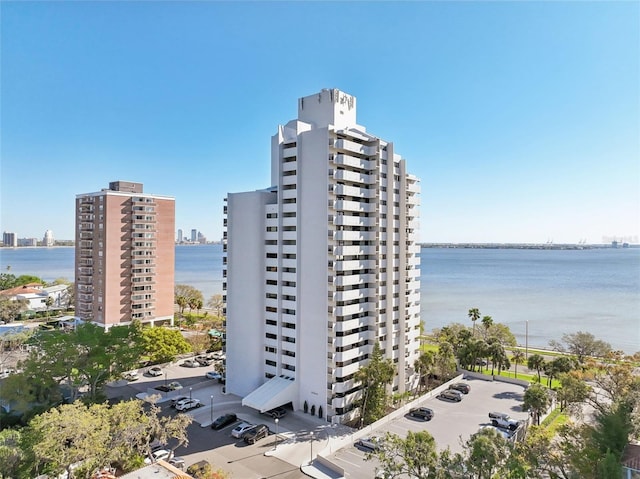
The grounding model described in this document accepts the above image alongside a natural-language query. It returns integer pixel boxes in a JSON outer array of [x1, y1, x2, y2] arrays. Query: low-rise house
[[0, 283, 70, 311]]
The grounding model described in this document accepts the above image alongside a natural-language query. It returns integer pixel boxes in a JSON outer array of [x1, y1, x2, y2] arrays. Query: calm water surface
[[1, 245, 638, 353]]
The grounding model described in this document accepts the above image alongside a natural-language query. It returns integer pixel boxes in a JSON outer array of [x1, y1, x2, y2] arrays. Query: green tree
[[142, 327, 192, 364], [527, 354, 545, 383], [44, 296, 54, 318], [434, 342, 457, 380], [522, 383, 550, 425], [0, 428, 23, 479], [462, 427, 512, 479], [511, 350, 525, 379], [175, 285, 203, 316], [355, 342, 395, 426], [14, 275, 44, 287], [480, 315, 493, 339], [0, 274, 17, 290], [21, 399, 192, 478], [0, 297, 28, 323], [560, 331, 612, 363], [557, 372, 590, 412], [468, 308, 480, 335], [367, 431, 439, 479], [414, 351, 435, 394], [207, 294, 224, 318], [8, 322, 145, 407]]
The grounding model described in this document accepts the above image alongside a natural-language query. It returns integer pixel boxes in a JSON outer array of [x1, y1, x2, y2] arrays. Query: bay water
[[1, 245, 638, 353]]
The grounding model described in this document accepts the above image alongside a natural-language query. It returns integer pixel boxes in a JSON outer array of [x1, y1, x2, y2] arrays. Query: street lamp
[[189, 387, 192, 400], [309, 431, 314, 465], [164, 372, 167, 386], [210, 395, 214, 423], [274, 418, 279, 449]]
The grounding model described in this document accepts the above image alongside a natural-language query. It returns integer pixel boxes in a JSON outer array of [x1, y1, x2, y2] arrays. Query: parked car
[[408, 407, 434, 421], [168, 457, 185, 470], [437, 390, 463, 402], [448, 382, 471, 394], [123, 371, 139, 381], [488, 412, 520, 431], [182, 359, 200, 368], [212, 413, 237, 430], [205, 371, 223, 380], [196, 355, 214, 366], [170, 396, 189, 407], [231, 422, 255, 439], [175, 398, 202, 411], [167, 381, 183, 391], [144, 449, 172, 464], [357, 436, 382, 451], [147, 366, 163, 377], [263, 407, 287, 419], [243, 424, 269, 444]]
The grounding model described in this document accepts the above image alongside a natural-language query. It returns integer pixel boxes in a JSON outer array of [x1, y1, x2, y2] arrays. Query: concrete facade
[[75, 181, 175, 328], [224, 89, 421, 424]]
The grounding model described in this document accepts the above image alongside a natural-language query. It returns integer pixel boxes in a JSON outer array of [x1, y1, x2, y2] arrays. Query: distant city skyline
[[1, 2, 638, 244]]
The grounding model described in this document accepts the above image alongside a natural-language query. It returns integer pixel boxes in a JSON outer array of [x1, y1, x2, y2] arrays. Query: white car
[[357, 436, 382, 451], [123, 371, 139, 381], [182, 359, 200, 368], [147, 366, 163, 377], [205, 371, 222, 380], [231, 422, 255, 438], [175, 398, 202, 411], [144, 449, 172, 464]]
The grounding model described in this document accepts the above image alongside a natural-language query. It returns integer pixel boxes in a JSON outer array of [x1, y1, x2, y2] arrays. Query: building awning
[[242, 375, 297, 413]]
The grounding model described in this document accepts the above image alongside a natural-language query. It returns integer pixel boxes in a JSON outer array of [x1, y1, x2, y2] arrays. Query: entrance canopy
[[242, 375, 297, 413]]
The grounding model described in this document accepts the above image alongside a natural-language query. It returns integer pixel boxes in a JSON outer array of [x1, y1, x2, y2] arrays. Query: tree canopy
[[141, 326, 192, 364], [355, 342, 395, 426], [20, 399, 192, 478]]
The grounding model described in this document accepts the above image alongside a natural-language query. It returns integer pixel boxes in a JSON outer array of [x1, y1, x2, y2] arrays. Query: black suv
[[408, 407, 434, 421], [243, 424, 269, 444], [211, 413, 237, 430], [448, 382, 471, 394]]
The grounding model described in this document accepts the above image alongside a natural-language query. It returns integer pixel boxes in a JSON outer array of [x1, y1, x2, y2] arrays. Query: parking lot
[[328, 378, 528, 479], [108, 365, 528, 479]]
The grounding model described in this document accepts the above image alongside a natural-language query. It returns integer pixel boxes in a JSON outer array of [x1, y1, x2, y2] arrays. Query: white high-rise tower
[[224, 89, 421, 424]]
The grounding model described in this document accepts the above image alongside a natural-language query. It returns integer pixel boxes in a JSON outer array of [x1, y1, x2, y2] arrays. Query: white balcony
[[334, 274, 376, 287], [333, 215, 375, 228], [334, 139, 378, 157], [334, 259, 376, 272], [333, 230, 375, 242], [334, 169, 375, 185], [282, 146, 297, 158], [333, 183, 376, 199], [333, 153, 375, 171], [333, 200, 375, 214]]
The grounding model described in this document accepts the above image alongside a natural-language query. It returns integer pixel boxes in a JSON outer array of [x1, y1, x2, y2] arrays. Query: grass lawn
[[541, 407, 570, 435], [475, 367, 562, 389]]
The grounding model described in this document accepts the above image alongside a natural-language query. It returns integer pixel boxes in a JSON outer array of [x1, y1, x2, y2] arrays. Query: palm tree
[[511, 350, 525, 378], [481, 315, 493, 339], [414, 351, 435, 393], [487, 340, 504, 376], [527, 354, 546, 383], [468, 308, 480, 335]]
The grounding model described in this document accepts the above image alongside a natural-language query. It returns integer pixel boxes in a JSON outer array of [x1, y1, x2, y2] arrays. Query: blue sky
[[1, 1, 638, 244]]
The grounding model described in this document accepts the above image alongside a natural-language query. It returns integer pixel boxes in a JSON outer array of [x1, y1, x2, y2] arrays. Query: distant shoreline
[[2, 242, 637, 251], [420, 243, 638, 250]]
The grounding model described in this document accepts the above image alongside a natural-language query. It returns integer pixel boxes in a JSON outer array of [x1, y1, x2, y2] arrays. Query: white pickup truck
[[488, 412, 520, 431]]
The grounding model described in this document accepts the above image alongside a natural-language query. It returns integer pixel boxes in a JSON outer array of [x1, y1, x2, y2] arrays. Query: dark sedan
[[211, 413, 237, 430]]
